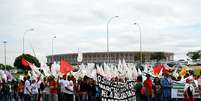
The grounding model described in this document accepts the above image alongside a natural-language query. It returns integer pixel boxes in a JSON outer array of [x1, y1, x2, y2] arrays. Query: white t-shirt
[[24, 80, 31, 94], [59, 79, 66, 93], [63, 80, 74, 94], [31, 83, 39, 94], [36, 80, 42, 90]]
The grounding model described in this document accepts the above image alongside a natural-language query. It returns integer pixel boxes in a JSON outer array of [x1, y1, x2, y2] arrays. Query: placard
[[97, 74, 135, 100]]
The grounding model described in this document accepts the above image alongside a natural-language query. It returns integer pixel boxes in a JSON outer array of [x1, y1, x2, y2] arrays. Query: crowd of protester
[[134, 73, 201, 101], [0, 75, 101, 101], [1, 72, 201, 101]]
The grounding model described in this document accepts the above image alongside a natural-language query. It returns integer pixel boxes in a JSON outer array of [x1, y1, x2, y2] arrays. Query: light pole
[[3, 41, 7, 69], [23, 28, 34, 54], [51, 36, 56, 63], [107, 16, 119, 63], [134, 22, 142, 64]]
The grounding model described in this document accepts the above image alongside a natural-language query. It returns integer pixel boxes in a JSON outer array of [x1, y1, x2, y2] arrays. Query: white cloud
[[0, 0, 201, 65]]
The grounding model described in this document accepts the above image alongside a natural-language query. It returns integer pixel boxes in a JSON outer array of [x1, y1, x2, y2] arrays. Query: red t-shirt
[[144, 78, 152, 96], [49, 80, 57, 94]]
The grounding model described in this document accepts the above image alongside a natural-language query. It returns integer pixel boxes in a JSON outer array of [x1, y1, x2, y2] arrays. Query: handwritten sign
[[97, 74, 135, 100]]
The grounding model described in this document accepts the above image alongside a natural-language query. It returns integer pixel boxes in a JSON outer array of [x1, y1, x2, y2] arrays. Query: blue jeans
[[31, 94, 38, 101], [163, 96, 171, 101], [24, 94, 31, 101], [80, 94, 88, 101], [2, 92, 11, 101], [154, 94, 162, 101], [42, 94, 49, 101]]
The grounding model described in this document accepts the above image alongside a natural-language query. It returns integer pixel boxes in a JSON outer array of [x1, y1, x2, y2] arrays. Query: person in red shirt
[[144, 74, 153, 101], [49, 76, 58, 101]]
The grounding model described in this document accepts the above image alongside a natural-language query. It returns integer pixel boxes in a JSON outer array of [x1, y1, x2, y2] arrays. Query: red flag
[[153, 64, 163, 75], [21, 58, 30, 67], [163, 65, 169, 75], [60, 59, 74, 75], [153, 64, 169, 75], [21, 58, 33, 69]]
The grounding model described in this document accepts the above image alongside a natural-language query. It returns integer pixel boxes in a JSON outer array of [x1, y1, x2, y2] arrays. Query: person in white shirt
[[31, 79, 39, 101], [36, 77, 42, 101], [24, 76, 31, 101], [63, 76, 74, 101], [59, 75, 66, 101]]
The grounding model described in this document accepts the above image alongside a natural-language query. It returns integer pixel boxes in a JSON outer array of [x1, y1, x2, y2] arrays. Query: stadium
[[46, 51, 174, 65]]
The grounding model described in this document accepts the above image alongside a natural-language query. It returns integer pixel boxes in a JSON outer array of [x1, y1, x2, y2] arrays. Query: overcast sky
[[0, 0, 201, 65]]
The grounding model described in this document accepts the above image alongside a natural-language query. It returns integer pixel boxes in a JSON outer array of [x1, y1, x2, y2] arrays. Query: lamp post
[[23, 28, 34, 54], [134, 22, 142, 64], [51, 36, 56, 63], [3, 41, 7, 69], [107, 16, 119, 63]]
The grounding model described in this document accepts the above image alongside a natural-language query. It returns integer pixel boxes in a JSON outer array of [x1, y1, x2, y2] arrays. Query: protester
[[17, 80, 24, 101], [134, 75, 145, 101], [36, 76, 42, 101], [152, 77, 162, 101], [184, 78, 195, 101], [59, 75, 66, 101], [144, 74, 152, 101], [12, 80, 19, 101], [198, 75, 201, 100], [79, 76, 89, 101], [90, 79, 96, 101], [0, 80, 3, 101], [1, 79, 11, 101], [95, 84, 101, 101], [24, 76, 31, 101], [161, 73, 171, 101], [74, 78, 81, 101], [49, 76, 58, 101], [40, 77, 49, 101], [66, 75, 74, 101], [31, 79, 39, 101]]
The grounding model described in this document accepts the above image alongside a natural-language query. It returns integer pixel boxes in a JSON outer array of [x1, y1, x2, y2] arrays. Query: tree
[[150, 52, 166, 62], [14, 54, 41, 70], [187, 51, 200, 60], [0, 64, 15, 70]]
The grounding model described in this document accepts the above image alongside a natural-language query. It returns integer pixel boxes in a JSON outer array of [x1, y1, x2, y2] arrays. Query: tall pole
[[134, 23, 142, 65], [23, 28, 34, 54], [107, 16, 119, 63], [3, 41, 7, 69], [51, 36, 56, 63]]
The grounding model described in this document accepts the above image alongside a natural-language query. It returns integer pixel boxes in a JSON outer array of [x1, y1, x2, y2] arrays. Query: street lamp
[[3, 41, 7, 69], [107, 16, 119, 63], [23, 28, 34, 54], [51, 35, 56, 63], [134, 22, 142, 64]]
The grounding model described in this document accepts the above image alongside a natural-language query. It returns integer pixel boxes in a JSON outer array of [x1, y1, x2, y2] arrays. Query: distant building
[[47, 51, 174, 65]]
